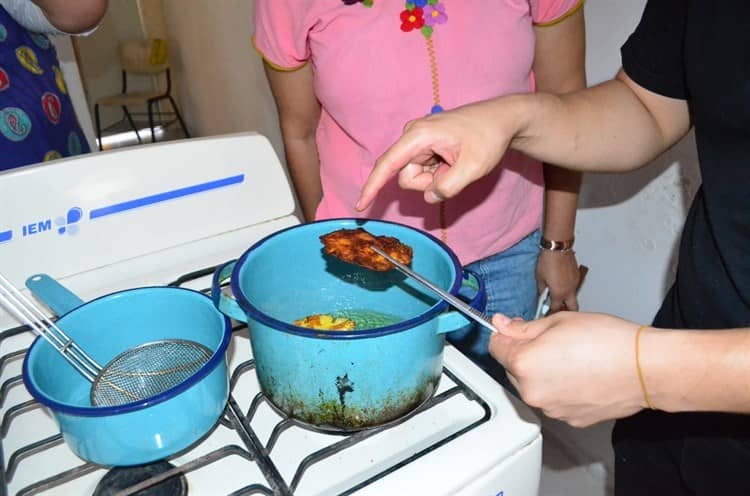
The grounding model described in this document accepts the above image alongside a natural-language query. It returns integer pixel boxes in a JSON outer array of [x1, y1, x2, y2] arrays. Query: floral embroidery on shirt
[[401, 0, 447, 37], [342, 0, 373, 6], [424, 3, 447, 26], [400, 7, 425, 32], [398, 0, 448, 116]]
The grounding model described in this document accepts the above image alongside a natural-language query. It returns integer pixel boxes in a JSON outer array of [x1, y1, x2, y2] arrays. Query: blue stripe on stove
[[89, 174, 245, 220], [0, 230, 11, 243]]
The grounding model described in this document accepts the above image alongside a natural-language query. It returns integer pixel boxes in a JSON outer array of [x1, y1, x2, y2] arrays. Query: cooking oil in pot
[[338, 309, 403, 330], [293, 309, 403, 331]]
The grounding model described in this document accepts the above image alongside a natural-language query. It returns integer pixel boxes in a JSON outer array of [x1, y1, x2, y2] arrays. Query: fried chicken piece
[[320, 228, 413, 271], [294, 314, 357, 331]]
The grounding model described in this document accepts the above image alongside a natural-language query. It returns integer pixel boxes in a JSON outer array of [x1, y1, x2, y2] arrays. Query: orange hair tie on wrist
[[635, 325, 655, 410]]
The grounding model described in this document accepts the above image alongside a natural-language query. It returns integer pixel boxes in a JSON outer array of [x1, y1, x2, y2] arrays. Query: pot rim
[[22, 287, 232, 417], [231, 218, 463, 339]]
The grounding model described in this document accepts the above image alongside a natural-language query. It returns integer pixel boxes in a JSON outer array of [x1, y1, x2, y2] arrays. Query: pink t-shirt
[[253, 0, 581, 265]]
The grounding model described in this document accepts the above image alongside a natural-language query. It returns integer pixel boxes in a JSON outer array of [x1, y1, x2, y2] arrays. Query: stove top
[[0, 134, 542, 495]]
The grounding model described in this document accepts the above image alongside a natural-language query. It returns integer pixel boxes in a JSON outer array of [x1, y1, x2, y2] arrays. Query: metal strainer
[[0, 273, 212, 408], [90, 339, 212, 407]]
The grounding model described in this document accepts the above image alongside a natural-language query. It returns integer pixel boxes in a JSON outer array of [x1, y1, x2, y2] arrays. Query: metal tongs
[[370, 247, 588, 334], [370, 246, 498, 333]]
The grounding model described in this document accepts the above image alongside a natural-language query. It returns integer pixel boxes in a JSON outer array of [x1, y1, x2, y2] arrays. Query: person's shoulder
[[0, 0, 60, 34], [255, 0, 324, 18], [530, 0, 584, 27], [253, 0, 325, 70]]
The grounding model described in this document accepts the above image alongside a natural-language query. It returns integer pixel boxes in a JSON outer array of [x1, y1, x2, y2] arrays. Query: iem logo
[[56, 207, 83, 235], [21, 207, 83, 237]]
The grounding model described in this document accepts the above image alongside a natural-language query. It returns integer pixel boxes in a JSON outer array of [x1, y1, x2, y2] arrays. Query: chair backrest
[[119, 39, 169, 75]]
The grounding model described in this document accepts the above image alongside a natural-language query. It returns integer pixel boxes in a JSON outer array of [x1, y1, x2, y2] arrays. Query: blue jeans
[[447, 229, 540, 391]]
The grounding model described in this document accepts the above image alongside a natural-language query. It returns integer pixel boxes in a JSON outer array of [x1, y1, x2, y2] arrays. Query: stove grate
[[0, 266, 492, 495]]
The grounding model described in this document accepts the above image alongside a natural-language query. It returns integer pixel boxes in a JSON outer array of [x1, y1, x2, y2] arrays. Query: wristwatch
[[539, 237, 575, 252]]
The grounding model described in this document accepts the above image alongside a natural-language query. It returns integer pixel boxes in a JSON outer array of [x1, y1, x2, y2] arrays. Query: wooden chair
[[94, 39, 189, 150]]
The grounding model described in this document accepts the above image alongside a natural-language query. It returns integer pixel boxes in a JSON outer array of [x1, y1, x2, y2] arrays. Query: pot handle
[[25, 273, 86, 316], [435, 269, 488, 334], [211, 260, 248, 323]]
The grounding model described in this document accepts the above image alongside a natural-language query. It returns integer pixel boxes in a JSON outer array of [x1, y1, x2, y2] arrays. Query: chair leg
[[168, 96, 190, 138], [147, 100, 156, 143], [94, 103, 103, 151], [122, 106, 142, 144]]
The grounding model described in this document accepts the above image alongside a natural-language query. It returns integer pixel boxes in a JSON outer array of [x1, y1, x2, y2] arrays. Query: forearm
[[283, 135, 322, 222], [642, 327, 750, 414], [542, 166, 581, 240], [507, 73, 690, 173], [32, 0, 108, 33], [263, 63, 321, 221], [536, 59, 584, 240]]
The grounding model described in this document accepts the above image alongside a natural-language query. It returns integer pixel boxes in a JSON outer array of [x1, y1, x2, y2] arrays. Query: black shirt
[[615, 5, 750, 493], [621, 0, 750, 330]]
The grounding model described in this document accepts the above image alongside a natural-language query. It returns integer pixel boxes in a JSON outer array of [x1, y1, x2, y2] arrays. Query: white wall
[[161, 0, 284, 156]]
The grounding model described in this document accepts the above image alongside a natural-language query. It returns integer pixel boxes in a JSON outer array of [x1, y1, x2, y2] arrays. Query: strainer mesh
[[90, 340, 212, 407]]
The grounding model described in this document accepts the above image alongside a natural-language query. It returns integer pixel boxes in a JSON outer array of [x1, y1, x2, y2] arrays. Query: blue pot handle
[[25, 274, 86, 316], [211, 260, 248, 323], [435, 269, 488, 334]]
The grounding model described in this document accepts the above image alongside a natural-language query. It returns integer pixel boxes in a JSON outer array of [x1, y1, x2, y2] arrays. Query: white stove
[[0, 133, 541, 496]]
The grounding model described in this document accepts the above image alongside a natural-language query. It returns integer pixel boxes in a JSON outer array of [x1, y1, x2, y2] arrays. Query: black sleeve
[[620, 0, 689, 99]]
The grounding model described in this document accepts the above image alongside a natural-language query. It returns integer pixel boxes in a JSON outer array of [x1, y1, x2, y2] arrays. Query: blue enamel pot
[[22, 275, 232, 466], [213, 218, 485, 432]]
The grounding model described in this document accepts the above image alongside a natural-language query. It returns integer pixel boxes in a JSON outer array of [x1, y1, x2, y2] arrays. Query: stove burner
[[92, 461, 188, 496]]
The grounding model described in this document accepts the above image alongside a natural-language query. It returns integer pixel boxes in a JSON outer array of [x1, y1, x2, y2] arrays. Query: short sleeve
[[620, 0, 688, 99], [252, 0, 315, 71], [530, 0, 584, 26], [0, 0, 63, 34]]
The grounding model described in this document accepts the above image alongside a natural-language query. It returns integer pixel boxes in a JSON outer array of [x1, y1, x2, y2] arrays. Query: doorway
[[71, 0, 188, 151]]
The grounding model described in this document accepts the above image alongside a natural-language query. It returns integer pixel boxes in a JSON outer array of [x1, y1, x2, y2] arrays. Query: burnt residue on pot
[[336, 373, 354, 408], [264, 375, 440, 432]]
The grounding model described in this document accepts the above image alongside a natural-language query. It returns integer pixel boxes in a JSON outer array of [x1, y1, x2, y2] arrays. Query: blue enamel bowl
[[22, 278, 231, 466], [213, 218, 485, 432]]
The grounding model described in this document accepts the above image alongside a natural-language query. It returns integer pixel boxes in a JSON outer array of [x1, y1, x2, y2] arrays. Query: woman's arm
[[357, 68, 691, 209], [641, 326, 750, 414], [264, 62, 323, 222], [487, 312, 750, 427], [32, 0, 108, 33], [532, 8, 586, 312]]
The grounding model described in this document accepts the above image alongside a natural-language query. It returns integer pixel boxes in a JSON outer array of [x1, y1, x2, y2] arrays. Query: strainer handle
[[26, 274, 86, 316]]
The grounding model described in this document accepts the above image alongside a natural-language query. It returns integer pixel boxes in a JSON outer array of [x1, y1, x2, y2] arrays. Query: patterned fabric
[[0, 5, 89, 171]]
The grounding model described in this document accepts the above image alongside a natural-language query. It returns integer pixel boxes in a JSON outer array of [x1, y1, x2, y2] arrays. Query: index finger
[[356, 131, 430, 211]]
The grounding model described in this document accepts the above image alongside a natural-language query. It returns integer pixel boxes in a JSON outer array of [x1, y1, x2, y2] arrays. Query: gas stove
[[0, 133, 541, 495]]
